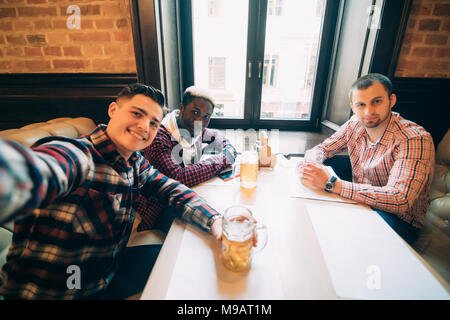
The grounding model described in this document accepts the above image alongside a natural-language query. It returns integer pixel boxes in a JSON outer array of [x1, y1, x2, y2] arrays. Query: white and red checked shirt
[[315, 112, 435, 228]]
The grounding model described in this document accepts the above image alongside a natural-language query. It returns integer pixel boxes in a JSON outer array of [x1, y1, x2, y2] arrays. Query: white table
[[141, 156, 449, 300]]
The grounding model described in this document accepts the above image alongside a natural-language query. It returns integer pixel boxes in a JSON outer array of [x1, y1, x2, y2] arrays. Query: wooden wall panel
[[0, 73, 137, 130]]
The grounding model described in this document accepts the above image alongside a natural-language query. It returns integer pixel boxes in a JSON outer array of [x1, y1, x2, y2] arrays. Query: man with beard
[[300, 73, 435, 245]]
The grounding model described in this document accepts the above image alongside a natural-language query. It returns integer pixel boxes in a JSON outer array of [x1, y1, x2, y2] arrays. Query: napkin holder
[[258, 131, 277, 168]]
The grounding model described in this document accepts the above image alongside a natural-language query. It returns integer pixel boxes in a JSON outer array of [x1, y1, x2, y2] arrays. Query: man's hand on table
[[300, 163, 342, 194]]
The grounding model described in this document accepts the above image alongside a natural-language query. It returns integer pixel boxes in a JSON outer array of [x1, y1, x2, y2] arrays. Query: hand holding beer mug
[[221, 205, 268, 273], [234, 150, 259, 189], [297, 148, 324, 178]]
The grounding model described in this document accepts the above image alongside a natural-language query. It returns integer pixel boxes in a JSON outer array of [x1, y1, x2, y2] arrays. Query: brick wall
[[395, 0, 450, 78], [0, 0, 136, 73]]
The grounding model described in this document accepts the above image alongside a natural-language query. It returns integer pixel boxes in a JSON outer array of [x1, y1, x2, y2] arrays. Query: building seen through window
[[208, 0, 220, 16], [268, 0, 283, 16], [263, 54, 279, 88], [208, 57, 226, 89]]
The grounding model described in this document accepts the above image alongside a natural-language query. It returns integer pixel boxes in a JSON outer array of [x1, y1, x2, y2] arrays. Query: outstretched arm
[[312, 120, 351, 160], [139, 160, 222, 238], [0, 137, 91, 224]]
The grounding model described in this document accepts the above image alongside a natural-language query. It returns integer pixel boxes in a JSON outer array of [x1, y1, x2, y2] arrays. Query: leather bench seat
[[413, 129, 450, 284]]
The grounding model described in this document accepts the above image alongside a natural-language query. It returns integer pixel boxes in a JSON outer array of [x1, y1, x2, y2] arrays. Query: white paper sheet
[[288, 166, 357, 203], [165, 223, 285, 300], [196, 175, 240, 187], [306, 203, 449, 300], [196, 154, 239, 187]]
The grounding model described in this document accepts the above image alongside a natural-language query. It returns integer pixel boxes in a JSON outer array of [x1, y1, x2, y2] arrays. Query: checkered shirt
[[0, 125, 219, 299], [315, 112, 435, 228]]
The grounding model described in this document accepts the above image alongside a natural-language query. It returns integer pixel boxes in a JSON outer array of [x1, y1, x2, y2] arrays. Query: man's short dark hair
[[181, 86, 215, 109], [349, 73, 393, 102], [117, 83, 165, 107]]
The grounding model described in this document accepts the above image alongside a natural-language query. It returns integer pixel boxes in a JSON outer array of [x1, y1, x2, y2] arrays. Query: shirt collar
[[351, 115, 367, 141], [353, 112, 397, 148], [89, 124, 140, 168], [377, 112, 398, 147]]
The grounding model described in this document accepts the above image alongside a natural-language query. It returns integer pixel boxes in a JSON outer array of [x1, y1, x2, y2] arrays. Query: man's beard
[[362, 112, 391, 129], [363, 116, 381, 128]]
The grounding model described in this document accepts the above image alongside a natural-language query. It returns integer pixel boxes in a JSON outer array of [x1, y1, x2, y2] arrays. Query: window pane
[[208, 0, 217, 16], [208, 57, 226, 89], [260, 0, 325, 120], [192, 0, 249, 119], [275, 0, 283, 16], [268, 0, 273, 15]]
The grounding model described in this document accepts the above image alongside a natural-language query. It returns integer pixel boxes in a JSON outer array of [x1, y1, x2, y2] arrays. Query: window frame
[[180, 0, 341, 131]]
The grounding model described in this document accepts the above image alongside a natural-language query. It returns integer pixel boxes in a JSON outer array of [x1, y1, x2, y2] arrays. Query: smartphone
[[218, 170, 235, 181]]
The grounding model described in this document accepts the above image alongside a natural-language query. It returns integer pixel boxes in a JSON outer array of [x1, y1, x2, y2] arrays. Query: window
[[268, 0, 283, 16], [208, 57, 226, 89], [208, 0, 220, 16], [263, 54, 278, 88], [183, 0, 338, 129], [261, 0, 326, 121], [306, 55, 317, 89], [213, 103, 224, 117]]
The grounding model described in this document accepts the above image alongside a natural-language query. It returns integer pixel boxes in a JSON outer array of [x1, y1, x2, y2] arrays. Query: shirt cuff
[[339, 180, 355, 200]]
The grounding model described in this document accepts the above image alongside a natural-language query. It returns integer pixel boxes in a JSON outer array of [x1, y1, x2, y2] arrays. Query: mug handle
[[254, 224, 268, 253]]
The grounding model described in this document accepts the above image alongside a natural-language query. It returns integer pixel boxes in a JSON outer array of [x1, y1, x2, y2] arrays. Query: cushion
[[0, 227, 12, 270], [7, 128, 52, 147], [63, 117, 96, 136], [0, 129, 20, 138], [46, 117, 73, 124], [20, 122, 47, 130], [38, 122, 78, 138], [436, 129, 450, 167]]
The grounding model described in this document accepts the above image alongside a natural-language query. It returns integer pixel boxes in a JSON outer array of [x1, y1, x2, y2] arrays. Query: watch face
[[325, 176, 336, 192]]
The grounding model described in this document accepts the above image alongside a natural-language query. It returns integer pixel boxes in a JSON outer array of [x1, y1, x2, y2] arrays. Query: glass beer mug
[[304, 148, 324, 164], [297, 148, 324, 178], [235, 150, 259, 189], [221, 205, 268, 273]]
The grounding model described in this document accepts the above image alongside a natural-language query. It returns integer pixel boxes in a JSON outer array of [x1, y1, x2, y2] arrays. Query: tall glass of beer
[[236, 150, 259, 189]]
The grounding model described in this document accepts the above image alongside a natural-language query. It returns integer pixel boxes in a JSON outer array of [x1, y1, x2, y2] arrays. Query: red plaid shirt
[[315, 112, 435, 228], [136, 125, 232, 230]]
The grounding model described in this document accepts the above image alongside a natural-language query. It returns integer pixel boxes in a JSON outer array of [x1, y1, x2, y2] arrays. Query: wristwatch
[[324, 176, 337, 192]]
